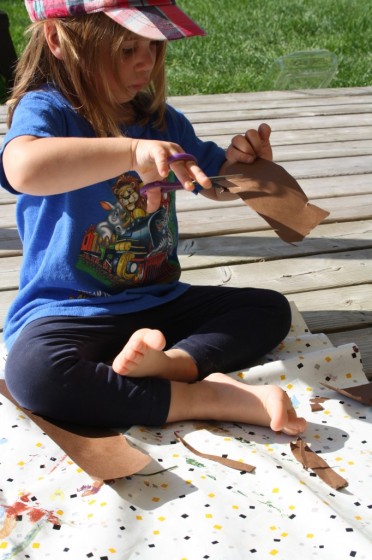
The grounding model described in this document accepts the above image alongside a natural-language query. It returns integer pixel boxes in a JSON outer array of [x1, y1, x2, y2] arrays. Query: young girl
[[0, 0, 306, 435]]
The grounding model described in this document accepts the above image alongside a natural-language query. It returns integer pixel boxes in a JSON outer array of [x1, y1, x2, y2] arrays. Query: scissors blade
[[203, 173, 244, 182]]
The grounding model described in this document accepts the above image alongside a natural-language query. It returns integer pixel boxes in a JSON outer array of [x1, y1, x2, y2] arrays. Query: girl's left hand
[[226, 122, 273, 164]]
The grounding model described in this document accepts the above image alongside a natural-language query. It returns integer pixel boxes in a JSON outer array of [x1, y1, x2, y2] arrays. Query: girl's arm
[[2, 135, 211, 196]]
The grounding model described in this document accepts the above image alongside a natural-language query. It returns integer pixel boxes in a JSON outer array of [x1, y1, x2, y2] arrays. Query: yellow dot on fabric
[[152, 497, 160, 503], [136, 515, 143, 521], [153, 530, 160, 535], [306, 387, 312, 392], [87, 513, 93, 518], [280, 375, 286, 380], [214, 525, 222, 530], [88, 500, 96, 506], [172, 454, 180, 458], [161, 483, 168, 489], [340, 468, 346, 472], [185, 480, 192, 485], [56, 510, 64, 516], [335, 457, 342, 462], [324, 410, 331, 415], [32, 543, 40, 549], [232, 505, 239, 510], [208, 493, 215, 498], [17, 461, 25, 466], [355, 516, 362, 521], [100, 502, 107, 507], [237, 372, 244, 379], [108, 549, 116, 553], [35, 442, 43, 448], [158, 516, 166, 522], [270, 526, 277, 531], [348, 461, 354, 465], [286, 384, 293, 390], [313, 434, 321, 439], [288, 505, 295, 510], [325, 356, 332, 363], [307, 534, 314, 539], [281, 532, 288, 537], [0, 543, 8, 549], [76, 468, 83, 473], [224, 437, 231, 441], [270, 550, 279, 556], [205, 514, 213, 519], [272, 488, 280, 493], [346, 373, 352, 378]]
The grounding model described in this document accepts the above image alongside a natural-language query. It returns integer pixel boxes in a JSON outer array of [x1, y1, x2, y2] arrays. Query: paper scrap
[[174, 431, 255, 472], [291, 437, 348, 490], [216, 158, 329, 243], [0, 380, 151, 480], [320, 381, 372, 406]]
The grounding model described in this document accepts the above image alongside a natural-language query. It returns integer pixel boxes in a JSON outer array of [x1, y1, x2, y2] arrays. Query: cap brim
[[104, 5, 206, 41]]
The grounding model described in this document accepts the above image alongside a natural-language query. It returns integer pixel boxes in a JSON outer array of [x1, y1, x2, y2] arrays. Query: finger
[[258, 122, 272, 142], [146, 187, 162, 213], [169, 160, 211, 191]]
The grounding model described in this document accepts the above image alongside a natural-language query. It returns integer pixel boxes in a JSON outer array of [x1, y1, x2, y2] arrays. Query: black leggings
[[5, 286, 291, 427]]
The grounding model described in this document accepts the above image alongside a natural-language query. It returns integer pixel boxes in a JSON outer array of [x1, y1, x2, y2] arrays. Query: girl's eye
[[122, 47, 134, 58]]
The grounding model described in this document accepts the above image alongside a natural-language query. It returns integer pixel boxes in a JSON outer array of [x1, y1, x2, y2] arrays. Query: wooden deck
[[1, 86, 372, 377]]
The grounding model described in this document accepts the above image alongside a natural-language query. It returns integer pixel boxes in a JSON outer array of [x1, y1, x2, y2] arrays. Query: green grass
[[1, 0, 372, 101]]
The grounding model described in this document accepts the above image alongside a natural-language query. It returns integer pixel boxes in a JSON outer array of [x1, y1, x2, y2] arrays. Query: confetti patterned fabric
[[0, 303, 371, 559]]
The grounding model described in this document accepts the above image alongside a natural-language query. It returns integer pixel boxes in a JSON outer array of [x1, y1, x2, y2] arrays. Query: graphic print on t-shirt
[[76, 173, 180, 292]]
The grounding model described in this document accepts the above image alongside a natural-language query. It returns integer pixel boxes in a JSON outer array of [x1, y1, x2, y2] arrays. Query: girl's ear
[[44, 21, 63, 60]]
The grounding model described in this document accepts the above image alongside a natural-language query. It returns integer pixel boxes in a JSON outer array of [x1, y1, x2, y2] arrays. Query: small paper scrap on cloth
[[174, 431, 256, 472], [0, 380, 151, 480], [215, 158, 329, 243], [291, 437, 348, 490], [310, 396, 329, 412], [320, 381, 372, 406]]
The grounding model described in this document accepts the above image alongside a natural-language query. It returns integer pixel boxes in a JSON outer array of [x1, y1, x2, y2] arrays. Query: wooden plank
[[176, 193, 372, 238], [167, 86, 372, 107], [0, 256, 22, 291], [0, 228, 22, 257], [180, 248, 372, 293], [273, 139, 372, 162], [289, 285, 372, 332], [192, 114, 372, 137], [170, 104, 372, 126], [0, 289, 17, 334], [195, 127, 372, 151], [169, 94, 372, 115], [179, 220, 372, 270]]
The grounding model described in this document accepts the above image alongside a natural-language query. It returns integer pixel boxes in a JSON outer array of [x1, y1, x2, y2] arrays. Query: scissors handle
[[140, 153, 201, 196]]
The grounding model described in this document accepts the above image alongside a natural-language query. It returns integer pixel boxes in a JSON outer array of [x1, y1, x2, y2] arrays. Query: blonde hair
[[7, 12, 168, 137]]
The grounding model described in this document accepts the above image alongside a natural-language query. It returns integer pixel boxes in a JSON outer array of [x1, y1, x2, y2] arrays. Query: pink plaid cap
[[24, 1, 206, 40]]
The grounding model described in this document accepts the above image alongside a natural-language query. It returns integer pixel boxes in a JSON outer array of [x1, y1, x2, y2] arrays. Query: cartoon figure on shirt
[[77, 172, 178, 291]]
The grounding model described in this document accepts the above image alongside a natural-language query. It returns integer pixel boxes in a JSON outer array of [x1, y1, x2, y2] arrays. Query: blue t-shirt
[[0, 88, 226, 349]]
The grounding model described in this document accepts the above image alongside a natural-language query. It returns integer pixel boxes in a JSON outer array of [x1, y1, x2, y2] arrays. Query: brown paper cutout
[[291, 437, 348, 490], [215, 158, 329, 243], [310, 396, 329, 412], [0, 380, 151, 480], [320, 381, 372, 406], [174, 431, 255, 473]]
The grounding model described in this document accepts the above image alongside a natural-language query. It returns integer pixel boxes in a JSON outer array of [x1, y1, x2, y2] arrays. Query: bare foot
[[167, 372, 307, 435], [206, 373, 307, 435], [112, 328, 198, 382]]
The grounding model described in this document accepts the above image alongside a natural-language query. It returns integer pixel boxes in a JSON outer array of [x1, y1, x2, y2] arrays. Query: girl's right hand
[[132, 139, 211, 212]]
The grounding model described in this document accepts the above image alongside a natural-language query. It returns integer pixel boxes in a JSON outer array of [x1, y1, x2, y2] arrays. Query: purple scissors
[[140, 153, 243, 196]]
